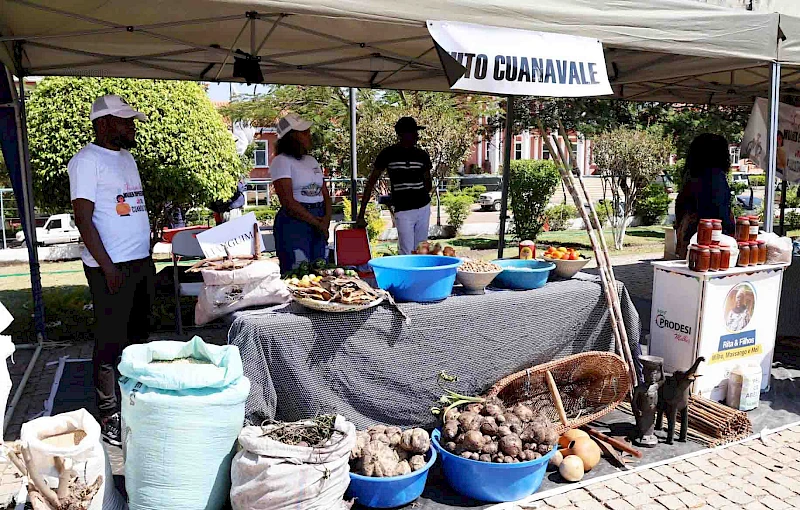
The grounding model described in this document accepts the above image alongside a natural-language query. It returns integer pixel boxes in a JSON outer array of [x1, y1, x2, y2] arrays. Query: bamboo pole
[[539, 123, 637, 390], [555, 121, 637, 385]]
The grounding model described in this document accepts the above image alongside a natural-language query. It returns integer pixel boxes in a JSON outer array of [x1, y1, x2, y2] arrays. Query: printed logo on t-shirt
[[115, 184, 146, 216], [301, 182, 322, 197]]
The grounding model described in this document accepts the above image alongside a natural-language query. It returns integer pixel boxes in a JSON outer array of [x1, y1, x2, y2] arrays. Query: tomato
[[569, 252, 579, 260]]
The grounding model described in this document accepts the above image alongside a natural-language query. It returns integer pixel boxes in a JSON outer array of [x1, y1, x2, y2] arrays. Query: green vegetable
[[313, 258, 327, 270]]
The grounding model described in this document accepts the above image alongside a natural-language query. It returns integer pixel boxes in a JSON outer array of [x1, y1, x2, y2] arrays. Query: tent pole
[[349, 87, 358, 219], [497, 96, 514, 260], [764, 61, 780, 232], [779, 179, 787, 236]]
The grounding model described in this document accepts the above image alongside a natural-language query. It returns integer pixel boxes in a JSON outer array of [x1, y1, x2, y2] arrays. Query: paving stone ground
[[516, 425, 800, 510]]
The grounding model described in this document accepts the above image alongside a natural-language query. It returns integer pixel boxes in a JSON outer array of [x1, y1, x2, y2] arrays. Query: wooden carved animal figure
[[655, 357, 704, 444]]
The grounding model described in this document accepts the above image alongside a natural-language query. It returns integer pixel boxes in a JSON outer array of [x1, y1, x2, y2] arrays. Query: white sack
[[195, 260, 290, 325], [230, 415, 356, 510], [20, 408, 126, 510]]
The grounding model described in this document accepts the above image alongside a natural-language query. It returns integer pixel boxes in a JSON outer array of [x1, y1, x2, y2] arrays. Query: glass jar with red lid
[[710, 219, 723, 246], [689, 245, 711, 272], [757, 240, 767, 265], [748, 216, 760, 241], [697, 219, 714, 246], [737, 242, 750, 267], [709, 246, 721, 271], [719, 245, 731, 270], [736, 216, 750, 242]]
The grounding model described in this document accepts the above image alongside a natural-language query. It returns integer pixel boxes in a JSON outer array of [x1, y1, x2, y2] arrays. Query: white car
[[16, 213, 81, 246], [479, 191, 503, 211]]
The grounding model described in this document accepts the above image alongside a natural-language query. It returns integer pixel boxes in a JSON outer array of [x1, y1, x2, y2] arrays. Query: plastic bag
[[195, 260, 290, 325], [119, 337, 250, 510], [766, 235, 793, 264], [230, 416, 356, 510], [20, 409, 126, 510]]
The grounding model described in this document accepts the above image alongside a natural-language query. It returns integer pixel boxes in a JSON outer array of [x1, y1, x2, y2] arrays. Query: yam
[[460, 452, 473, 459], [351, 431, 370, 460], [443, 420, 460, 441], [444, 408, 461, 422], [497, 426, 513, 437], [465, 403, 484, 415], [537, 443, 552, 455], [360, 441, 399, 477], [369, 425, 387, 436], [480, 417, 498, 436], [512, 404, 535, 423], [373, 434, 390, 445], [481, 441, 499, 455], [445, 442, 457, 453], [394, 460, 412, 476], [499, 434, 523, 457], [408, 429, 430, 454], [479, 454, 492, 463], [458, 412, 482, 431], [410, 455, 426, 472], [482, 400, 505, 417], [462, 430, 485, 452], [502, 413, 522, 430]]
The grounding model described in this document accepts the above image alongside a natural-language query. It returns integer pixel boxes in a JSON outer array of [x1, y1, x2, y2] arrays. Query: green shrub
[[269, 193, 281, 209], [332, 202, 345, 215], [343, 198, 385, 240], [249, 206, 278, 223], [785, 185, 800, 208], [545, 204, 579, 231], [634, 183, 671, 226], [461, 185, 487, 203], [729, 181, 749, 196], [595, 200, 614, 226], [185, 207, 212, 226], [750, 175, 766, 187], [786, 210, 800, 230], [509, 160, 560, 241], [441, 193, 474, 234]]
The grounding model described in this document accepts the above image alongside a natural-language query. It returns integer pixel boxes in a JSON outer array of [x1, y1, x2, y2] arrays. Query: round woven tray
[[292, 295, 384, 313], [484, 351, 631, 434]]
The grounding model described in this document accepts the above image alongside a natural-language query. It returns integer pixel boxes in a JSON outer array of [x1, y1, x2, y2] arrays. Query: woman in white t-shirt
[[271, 113, 332, 274]]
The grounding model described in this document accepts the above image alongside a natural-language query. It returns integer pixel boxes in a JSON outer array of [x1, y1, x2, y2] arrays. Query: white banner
[[196, 212, 260, 259], [427, 20, 612, 97], [741, 97, 800, 183]]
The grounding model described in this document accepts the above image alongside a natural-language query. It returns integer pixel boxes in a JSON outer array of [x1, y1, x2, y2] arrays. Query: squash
[[560, 437, 601, 471], [558, 429, 590, 449], [559, 455, 585, 482]]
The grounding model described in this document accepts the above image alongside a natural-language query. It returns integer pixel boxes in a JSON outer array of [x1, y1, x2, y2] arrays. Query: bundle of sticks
[[686, 395, 753, 447], [538, 114, 638, 392], [619, 395, 753, 447]]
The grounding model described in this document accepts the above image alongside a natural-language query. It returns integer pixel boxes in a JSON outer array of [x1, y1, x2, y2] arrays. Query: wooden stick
[[545, 370, 570, 426], [253, 222, 261, 259], [581, 426, 642, 458], [539, 125, 636, 391]]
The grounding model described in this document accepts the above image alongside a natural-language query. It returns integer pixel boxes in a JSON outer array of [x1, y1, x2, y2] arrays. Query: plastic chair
[[171, 227, 207, 335], [333, 222, 375, 281]]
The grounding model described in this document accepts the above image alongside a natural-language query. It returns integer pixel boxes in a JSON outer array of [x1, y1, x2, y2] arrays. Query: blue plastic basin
[[368, 255, 462, 302], [431, 429, 555, 502], [346, 448, 437, 508], [490, 259, 555, 290]]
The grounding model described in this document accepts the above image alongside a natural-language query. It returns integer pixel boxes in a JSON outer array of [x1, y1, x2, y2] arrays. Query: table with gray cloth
[[227, 274, 642, 430]]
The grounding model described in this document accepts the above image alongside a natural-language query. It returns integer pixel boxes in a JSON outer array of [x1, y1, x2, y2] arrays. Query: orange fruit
[[569, 252, 578, 260]]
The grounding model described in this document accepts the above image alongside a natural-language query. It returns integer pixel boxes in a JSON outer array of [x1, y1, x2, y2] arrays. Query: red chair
[[333, 223, 375, 283]]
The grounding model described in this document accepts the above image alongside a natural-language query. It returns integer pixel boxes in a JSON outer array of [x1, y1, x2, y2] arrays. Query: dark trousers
[[274, 203, 328, 274], [84, 257, 155, 419]]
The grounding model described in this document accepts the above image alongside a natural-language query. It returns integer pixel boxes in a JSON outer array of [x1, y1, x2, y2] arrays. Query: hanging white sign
[[196, 212, 260, 259], [427, 20, 612, 97], [741, 97, 800, 184]]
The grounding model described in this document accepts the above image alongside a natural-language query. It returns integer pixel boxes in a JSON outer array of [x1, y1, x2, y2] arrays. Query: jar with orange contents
[[719, 245, 731, 270], [697, 219, 714, 246], [737, 242, 751, 267], [757, 240, 767, 265], [709, 246, 721, 271], [736, 217, 750, 242]]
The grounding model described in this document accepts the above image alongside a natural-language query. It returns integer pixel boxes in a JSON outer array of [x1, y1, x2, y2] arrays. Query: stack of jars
[[688, 218, 731, 272], [735, 215, 766, 267]]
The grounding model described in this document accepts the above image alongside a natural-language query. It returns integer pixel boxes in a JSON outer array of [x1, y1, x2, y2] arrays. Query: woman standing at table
[[674, 133, 735, 258], [271, 113, 332, 274]]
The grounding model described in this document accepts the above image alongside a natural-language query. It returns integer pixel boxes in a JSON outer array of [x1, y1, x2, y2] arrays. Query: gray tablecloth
[[228, 275, 642, 430]]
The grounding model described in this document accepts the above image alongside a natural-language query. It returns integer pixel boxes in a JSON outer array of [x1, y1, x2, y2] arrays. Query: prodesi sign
[[196, 212, 260, 259], [427, 21, 613, 97], [741, 97, 800, 183]]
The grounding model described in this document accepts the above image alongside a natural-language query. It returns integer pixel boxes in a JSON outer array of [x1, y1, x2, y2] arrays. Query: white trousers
[[395, 203, 431, 255]]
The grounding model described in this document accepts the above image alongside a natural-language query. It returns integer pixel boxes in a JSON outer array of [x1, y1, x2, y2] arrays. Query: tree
[[26, 77, 244, 237], [593, 128, 673, 249], [508, 160, 560, 241]]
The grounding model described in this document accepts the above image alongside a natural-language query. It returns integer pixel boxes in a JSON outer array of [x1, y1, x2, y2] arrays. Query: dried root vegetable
[[350, 426, 431, 477]]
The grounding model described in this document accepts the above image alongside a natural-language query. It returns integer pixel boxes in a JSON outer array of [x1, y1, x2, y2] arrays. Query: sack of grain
[[119, 337, 250, 510], [195, 260, 290, 325], [230, 416, 355, 510], [20, 409, 126, 510]]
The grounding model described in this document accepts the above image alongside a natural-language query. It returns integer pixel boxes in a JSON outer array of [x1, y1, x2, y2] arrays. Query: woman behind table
[[271, 113, 332, 274], [674, 133, 735, 258]]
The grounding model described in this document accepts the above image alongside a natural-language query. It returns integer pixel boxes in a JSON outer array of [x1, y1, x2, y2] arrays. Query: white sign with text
[[196, 212, 260, 259]]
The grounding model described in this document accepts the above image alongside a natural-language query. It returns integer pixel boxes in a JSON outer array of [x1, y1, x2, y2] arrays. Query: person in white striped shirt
[[357, 117, 433, 254]]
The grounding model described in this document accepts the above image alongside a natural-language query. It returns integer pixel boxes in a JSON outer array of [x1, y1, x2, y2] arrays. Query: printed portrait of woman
[[724, 283, 756, 333]]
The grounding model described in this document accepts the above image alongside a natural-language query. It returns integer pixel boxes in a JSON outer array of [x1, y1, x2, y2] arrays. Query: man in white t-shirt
[[68, 94, 155, 447]]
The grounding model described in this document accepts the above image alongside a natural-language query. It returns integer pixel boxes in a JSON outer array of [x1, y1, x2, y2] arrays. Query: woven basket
[[484, 352, 631, 435], [292, 295, 384, 313]]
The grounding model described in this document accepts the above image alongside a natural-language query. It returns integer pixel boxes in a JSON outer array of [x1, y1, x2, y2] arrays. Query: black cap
[[395, 116, 425, 133]]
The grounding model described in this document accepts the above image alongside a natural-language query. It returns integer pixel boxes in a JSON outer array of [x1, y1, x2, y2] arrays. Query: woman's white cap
[[276, 113, 312, 139]]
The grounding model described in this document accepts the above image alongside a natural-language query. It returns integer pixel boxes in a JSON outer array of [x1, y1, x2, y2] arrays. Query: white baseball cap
[[89, 94, 148, 122], [276, 113, 312, 139]]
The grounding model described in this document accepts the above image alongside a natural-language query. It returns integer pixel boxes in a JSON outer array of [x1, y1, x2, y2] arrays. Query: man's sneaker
[[101, 412, 122, 447]]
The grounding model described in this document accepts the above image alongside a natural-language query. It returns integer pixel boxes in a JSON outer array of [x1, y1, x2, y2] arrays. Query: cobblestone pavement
[[514, 425, 800, 510]]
